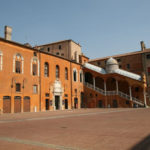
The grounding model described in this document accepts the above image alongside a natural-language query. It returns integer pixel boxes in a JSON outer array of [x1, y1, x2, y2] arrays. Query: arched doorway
[[74, 97, 78, 109], [113, 99, 118, 108], [95, 77, 104, 89], [98, 100, 103, 108], [85, 72, 93, 85], [106, 77, 116, 91], [118, 80, 129, 94], [3, 96, 11, 113]]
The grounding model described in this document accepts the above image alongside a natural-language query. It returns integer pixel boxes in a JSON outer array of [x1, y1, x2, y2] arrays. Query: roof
[[106, 57, 118, 65], [89, 48, 150, 62], [0, 37, 81, 66], [35, 39, 81, 47], [114, 69, 141, 81], [84, 63, 141, 81], [84, 63, 106, 74], [83, 63, 106, 74]]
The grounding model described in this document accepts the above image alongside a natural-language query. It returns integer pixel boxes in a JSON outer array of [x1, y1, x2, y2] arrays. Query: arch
[[13, 53, 24, 74], [73, 68, 78, 82], [31, 57, 39, 76], [56, 65, 60, 78], [44, 62, 49, 77], [84, 72, 93, 85], [118, 80, 129, 94], [95, 77, 104, 89], [106, 77, 116, 91], [0, 51, 3, 71]]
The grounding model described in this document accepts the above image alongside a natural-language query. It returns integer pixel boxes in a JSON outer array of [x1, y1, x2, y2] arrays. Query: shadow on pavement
[[130, 134, 150, 150]]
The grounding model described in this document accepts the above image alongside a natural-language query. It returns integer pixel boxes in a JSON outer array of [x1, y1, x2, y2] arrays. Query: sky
[[0, 0, 150, 59]]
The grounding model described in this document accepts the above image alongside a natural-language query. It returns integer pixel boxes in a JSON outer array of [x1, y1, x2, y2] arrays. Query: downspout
[[39, 50, 41, 111], [70, 60, 73, 109]]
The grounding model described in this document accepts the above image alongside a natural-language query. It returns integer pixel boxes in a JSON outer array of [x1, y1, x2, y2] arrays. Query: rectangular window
[[135, 87, 139, 92], [16, 61, 21, 73], [33, 52, 37, 56], [148, 67, 150, 75], [33, 64, 37, 76], [58, 45, 61, 49], [146, 54, 150, 59], [117, 58, 121, 62], [47, 47, 50, 52], [16, 83, 21, 92], [33, 85, 38, 94], [45, 93, 49, 97], [97, 61, 101, 66], [127, 64, 130, 69]]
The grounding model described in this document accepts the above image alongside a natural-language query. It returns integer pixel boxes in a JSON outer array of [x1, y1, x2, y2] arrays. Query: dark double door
[[55, 96, 60, 110]]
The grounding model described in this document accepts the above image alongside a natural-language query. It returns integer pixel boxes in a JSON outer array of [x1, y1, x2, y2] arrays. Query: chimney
[[5, 26, 12, 40], [140, 41, 146, 51]]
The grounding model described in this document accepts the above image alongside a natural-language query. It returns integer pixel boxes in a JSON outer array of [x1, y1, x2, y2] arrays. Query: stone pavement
[[0, 108, 150, 150]]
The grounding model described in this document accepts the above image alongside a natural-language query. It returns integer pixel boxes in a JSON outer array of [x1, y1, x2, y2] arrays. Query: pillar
[[143, 89, 147, 107], [104, 81, 107, 96], [93, 77, 95, 90], [104, 80, 107, 107], [129, 86, 132, 101], [116, 80, 118, 95]]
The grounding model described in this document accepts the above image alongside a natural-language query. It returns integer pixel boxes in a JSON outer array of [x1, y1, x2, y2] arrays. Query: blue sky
[[0, 0, 150, 59]]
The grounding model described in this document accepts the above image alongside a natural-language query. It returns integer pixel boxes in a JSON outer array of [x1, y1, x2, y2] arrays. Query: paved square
[[0, 108, 150, 150]]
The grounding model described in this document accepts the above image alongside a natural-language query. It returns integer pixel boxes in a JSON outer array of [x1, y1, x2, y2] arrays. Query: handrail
[[84, 82, 144, 106]]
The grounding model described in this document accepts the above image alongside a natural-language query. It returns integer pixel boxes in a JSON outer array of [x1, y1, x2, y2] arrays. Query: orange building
[[0, 26, 149, 114]]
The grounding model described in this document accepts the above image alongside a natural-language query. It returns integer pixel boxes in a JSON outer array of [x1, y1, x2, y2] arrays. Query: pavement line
[[0, 136, 86, 150], [0, 108, 144, 124]]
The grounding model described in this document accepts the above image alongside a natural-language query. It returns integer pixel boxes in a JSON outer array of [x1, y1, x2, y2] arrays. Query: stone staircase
[[84, 82, 145, 107]]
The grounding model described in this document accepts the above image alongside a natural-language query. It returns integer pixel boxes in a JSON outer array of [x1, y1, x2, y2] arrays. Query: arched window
[[31, 57, 39, 76], [44, 62, 49, 77], [80, 70, 83, 82], [0, 51, 3, 71], [65, 67, 68, 80], [13, 53, 24, 74], [73, 68, 77, 82], [56, 65, 59, 78]]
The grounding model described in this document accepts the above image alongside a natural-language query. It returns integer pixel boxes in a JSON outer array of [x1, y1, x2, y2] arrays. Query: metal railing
[[84, 82, 144, 106]]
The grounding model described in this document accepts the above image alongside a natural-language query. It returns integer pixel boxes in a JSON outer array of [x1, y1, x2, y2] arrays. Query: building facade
[[89, 41, 150, 95], [0, 26, 149, 114]]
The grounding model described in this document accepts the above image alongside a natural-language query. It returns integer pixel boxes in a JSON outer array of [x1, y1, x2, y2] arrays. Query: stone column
[[129, 86, 132, 101], [104, 80, 107, 108], [143, 89, 147, 107], [93, 77, 95, 90], [104, 81, 107, 96]]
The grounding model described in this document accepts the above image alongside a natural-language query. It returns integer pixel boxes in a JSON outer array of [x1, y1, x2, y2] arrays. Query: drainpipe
[[39, 50, 41, 111], [70, 61, 73, 109]]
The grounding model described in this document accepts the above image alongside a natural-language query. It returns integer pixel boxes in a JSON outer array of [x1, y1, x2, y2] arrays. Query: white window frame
[[31, 57, 39, 76], [0, 51, 3, 71], [13, 53, 24, 74]]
